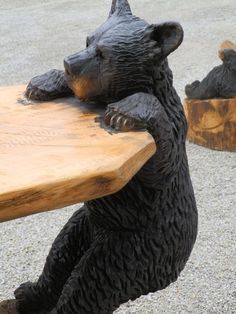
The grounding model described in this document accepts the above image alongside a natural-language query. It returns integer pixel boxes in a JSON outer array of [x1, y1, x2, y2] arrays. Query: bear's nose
[[64, 58, 73, 76]]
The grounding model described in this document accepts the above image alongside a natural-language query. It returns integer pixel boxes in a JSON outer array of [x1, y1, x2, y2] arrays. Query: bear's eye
[[96, 46, 105, 59]]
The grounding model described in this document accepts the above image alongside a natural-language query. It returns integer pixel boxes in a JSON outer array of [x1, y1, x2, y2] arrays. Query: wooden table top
[[0, 85, 156, 222]]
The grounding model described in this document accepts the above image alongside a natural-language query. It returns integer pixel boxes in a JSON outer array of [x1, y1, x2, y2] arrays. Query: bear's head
[[64, 0, 183, 103], [221, 49, 236, 72]]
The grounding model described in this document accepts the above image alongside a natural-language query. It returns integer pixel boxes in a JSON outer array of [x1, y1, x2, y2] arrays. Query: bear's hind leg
[[15, 206, 93, 314], [48, 231, 151, 314]]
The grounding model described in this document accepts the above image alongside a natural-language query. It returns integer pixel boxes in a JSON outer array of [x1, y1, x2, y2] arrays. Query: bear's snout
[[64, 53, 83, 77], [63, 48, 102, 100], [64, 48, 96, 77], [64, 58, 73, 77]]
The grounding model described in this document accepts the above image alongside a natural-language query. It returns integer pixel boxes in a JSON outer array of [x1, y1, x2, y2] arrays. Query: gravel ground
[[0, 0, 236, 313]]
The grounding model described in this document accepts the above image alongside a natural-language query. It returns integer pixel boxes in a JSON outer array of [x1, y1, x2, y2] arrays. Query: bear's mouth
[[65, 74, 99, 100]]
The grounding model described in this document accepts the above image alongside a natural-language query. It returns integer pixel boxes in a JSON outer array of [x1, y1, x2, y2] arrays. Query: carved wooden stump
[[184, 98, 236, 151]]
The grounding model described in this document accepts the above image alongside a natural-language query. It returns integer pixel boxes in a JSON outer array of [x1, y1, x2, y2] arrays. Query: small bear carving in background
[[185, 41, 236, 99]]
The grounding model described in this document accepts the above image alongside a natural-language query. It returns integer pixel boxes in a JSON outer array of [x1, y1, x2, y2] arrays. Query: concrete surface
[[0, 0, 235, 313]]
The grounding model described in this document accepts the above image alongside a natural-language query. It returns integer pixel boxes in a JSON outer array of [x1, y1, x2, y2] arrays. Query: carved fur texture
[[8, 1, 198, 313], [185, 48, 236, 99]]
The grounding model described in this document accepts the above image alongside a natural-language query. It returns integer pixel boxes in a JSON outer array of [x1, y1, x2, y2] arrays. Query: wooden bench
[[0, 86, 156, 222]]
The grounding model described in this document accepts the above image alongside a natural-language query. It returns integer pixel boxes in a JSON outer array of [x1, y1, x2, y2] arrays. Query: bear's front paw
[[25, 69, 71, 101], [104, 102, 147, 131], [24, 70, 58, 101]]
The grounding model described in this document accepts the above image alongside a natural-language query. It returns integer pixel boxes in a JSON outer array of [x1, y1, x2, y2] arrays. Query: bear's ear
[[109, 0, 132, 17], [150, 22, 183, 57]]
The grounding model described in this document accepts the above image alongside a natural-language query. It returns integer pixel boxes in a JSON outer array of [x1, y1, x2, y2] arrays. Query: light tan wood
[[0, 85, 156, 222], [184, 98, 236, 151], [218, 40, 236, 60]]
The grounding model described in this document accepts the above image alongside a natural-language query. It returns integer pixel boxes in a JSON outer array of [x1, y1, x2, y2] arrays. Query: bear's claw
[[104, 109, 141, 131], [104, 99, 147, 131]]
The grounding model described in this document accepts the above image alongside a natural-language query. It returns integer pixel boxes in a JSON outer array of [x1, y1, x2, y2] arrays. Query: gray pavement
[[0, 0, 236, 313]]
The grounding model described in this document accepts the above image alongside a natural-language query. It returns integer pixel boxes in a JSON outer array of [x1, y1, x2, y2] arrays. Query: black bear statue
[[1, 1, 198, 313]]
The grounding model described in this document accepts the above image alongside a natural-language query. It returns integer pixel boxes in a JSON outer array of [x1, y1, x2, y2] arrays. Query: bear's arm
[[185, 66, 223, 100], [105, 92, 182, 182], [25, 69, 73, 101], [105, 92, 175, 141]]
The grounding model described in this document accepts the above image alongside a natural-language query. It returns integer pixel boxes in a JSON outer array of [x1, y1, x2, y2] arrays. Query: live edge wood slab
[[184, 98, 236, 151], [0, 86, 156, 222]]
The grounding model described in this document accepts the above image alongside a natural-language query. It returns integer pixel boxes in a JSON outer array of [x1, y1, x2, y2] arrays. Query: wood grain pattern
[[184, 98, 236, 151], [0, 86, 156, 222]]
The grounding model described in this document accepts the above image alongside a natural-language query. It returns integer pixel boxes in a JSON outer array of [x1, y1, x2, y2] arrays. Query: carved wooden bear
[[2, 1, 198, 313], [185, 48, 236, 99]]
